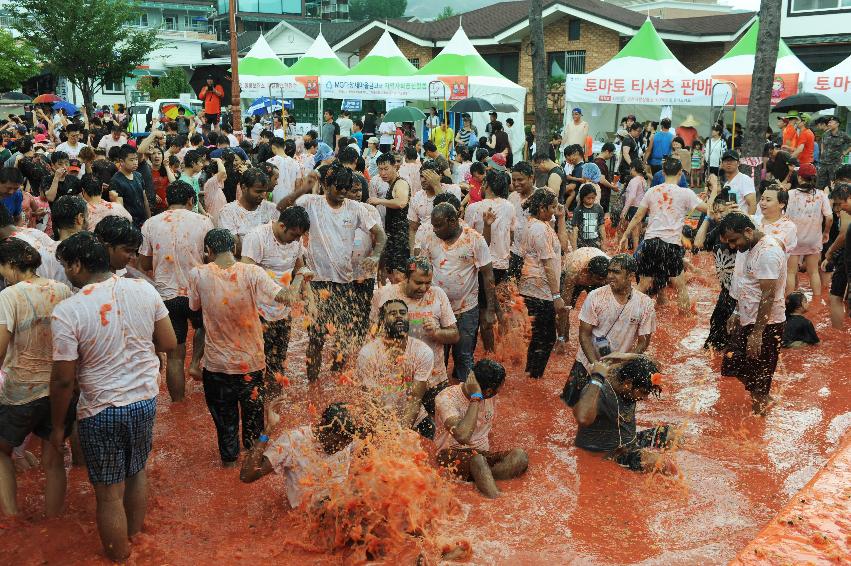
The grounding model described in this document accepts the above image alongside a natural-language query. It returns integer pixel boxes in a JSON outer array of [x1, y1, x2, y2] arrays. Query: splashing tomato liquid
[[3, 254, 849, 565]]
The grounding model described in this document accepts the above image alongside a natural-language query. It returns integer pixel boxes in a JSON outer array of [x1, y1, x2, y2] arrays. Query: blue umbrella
[[52, 100, 78, 115], [247, 97, 294, 117]]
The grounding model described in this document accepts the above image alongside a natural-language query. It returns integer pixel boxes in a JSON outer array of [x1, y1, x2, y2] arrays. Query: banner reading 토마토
[[566, 74, 714, 105]]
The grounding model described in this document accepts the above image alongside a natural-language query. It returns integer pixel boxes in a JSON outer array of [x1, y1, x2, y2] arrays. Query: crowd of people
[[0, 99, 849, 561]]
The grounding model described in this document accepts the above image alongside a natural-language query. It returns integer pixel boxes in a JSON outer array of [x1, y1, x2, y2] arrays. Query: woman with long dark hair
[[148, 147, 174, 214]]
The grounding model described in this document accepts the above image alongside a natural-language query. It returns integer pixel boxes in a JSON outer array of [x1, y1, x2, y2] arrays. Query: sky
[[407, 0, 765, 19]]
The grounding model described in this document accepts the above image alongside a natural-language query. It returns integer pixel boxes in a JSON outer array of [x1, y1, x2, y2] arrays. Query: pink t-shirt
[[356, 336, 433, 418], [295, 194, 378, 284], [51, 276, 169, 419], [464, 198, 516, 270], [434, 383, 495, 452], [86, 199, 132, 231], [370, 282, 456, 386], [760, 215, 798, 255], [188, 262, 282, 374], [736, 235, 787, 326], [639, 183, 701, 245], [263, 425, 353, 509], [407, 184, 465, 239], [420, 226, 492, 314], [508, 190, 532, 256], [217, 199, 279, 240], [519, 217, 562, 301], [241, 222, 303, 321], [786, 189, 831, 256], [623, 175, 647, 211], [140, 209, 214, 300], [399, 162, 422, 196], [576, 285, 656, 371], [203, 176, 227, 222], [352, 203, 381, 281]]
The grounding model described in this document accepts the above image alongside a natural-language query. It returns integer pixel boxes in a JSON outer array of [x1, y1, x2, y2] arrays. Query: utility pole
[[529, 0, 549, 156], [229, 0, 242, 133]]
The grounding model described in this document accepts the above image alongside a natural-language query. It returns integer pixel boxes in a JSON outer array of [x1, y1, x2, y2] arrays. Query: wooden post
[[229, 0, 242, 133]]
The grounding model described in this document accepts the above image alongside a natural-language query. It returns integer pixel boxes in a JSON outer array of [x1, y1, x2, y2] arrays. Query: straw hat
[[680, 115, 699, 128]]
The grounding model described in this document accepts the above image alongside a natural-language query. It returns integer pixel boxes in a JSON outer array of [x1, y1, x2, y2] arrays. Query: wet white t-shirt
[[356, 336, 433, 418], [508, 190, 532, 256], [576, 285, 656, 372], [434, 383, 495, 452], [217, 200, 279, 240], [420, 226, 492, 314], [464, 198, 516, 271], [267, 155, 301, 202], [241, 222, 303, 321], [735, 235, 787, 326], [351, 203, 381, 282], [263, 425, 353, 509], [519, 218, 562, 301], [639, 183, 701, 245], [407, 184, 465, 240], [140, 209, 214, 300], [786, 189, 832, 256], [51, 276, 169, 419], [295, 194, 378, 284]]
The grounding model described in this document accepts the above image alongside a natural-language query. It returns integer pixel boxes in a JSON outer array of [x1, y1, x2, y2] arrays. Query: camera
[[594, 335, 612, 357]]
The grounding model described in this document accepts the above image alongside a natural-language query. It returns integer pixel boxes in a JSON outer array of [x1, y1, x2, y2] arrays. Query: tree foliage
[[435, 6, 454, 21], [9, 0, 164, 109], [0, 30, 40, 93], [136, 67, 193, 101], [349, 0, 407, 21]]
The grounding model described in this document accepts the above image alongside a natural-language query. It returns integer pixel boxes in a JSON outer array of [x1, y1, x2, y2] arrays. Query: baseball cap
[[800, 112, 811, 123], [34, 133, 48, 143], [67, 159, 82, 173], [572, 107, 582, 115], [784, 110, 800, 119], [721, 150, 740, 161], [367, 136, 378, 145], [797, 163, 817, 179]]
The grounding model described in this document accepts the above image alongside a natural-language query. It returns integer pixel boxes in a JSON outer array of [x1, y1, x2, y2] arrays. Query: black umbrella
[[449, 97, 496, 113], [189, 65, 232, 101], [1, 91, 32, 102], [772, 93, 837, 113], [493, 103, 518, 113]]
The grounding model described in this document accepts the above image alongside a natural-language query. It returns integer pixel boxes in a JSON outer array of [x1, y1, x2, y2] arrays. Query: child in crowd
[[571, 184, 605, 249], [690, 140, 705, 188], [620, 159, 648, 250], [782, 291, 819, 348]]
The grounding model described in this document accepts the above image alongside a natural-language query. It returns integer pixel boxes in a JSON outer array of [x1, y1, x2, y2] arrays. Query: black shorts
[[206, 113, 220, 125], [165, 296, 204, 344], [625, 206, 639, 222], [478, 268, 509, 309], [508, 252, 524, 280], [722, 323, 784, 397], [637, 238, 684, 279], [830, 247, 848, 297], [0, 395, 77, 447]]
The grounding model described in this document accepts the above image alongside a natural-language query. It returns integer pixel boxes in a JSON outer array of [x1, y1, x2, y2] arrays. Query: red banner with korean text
[[712, 74, 799, 106]]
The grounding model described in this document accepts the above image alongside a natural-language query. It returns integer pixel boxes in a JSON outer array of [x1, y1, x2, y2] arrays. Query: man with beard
[[356, 299, 432, 434]]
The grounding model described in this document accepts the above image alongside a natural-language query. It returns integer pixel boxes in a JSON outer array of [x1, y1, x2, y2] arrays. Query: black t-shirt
[[40, 174, 81, 201], [594, 157, 611, 182], [619, 137, 638, 177], [109, 171, 148, 227], [767, 151, 796, 187], [782, 314, 819, 347], [17, 156, 50, 193], [548, 166, 568, 204], [703, 222, 736, 290]]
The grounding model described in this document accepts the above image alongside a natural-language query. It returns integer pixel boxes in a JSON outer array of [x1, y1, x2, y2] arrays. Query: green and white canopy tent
[[320, 30, 425, 100], [285, 32, 349, 77], [238, 35, 302, 99], [416, 27, 527, 164], [700, 19, 811, 106]]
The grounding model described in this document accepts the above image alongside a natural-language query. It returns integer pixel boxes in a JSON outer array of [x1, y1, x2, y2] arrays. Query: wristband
[[552, 294, 562, 300], [258, 434, 269, 443], [469, 392, 483, 401], [588, 379, 604, 390]]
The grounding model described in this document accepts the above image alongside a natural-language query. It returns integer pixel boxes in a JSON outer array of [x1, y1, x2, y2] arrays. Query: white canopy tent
[[804, 54, 851, 108]]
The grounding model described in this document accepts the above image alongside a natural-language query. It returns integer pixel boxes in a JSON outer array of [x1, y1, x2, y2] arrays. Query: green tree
[[349, 0, 407, 21], [136, 67, 193, 101], [9, 0, 164, 110], [435, 6, 454, 21], [0, 31, 39, 93]]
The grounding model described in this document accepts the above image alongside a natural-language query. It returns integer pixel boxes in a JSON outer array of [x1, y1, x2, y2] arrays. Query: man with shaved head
[[418, 202, 497, 381]]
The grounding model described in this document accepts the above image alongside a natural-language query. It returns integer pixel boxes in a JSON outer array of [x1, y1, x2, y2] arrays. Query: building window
[[408, 58, 420, 69], [568, 19, 581, 41], [791, 0, 851, 12], [103, 80, 124, 94], [164, 16, 177, 30], [547, 50, 585, 78], [481, 52, 519, 83], [135, 13, 149, 27]]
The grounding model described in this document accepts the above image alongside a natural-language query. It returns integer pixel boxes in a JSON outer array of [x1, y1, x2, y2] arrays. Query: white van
[[128, 98, 203, 137]]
